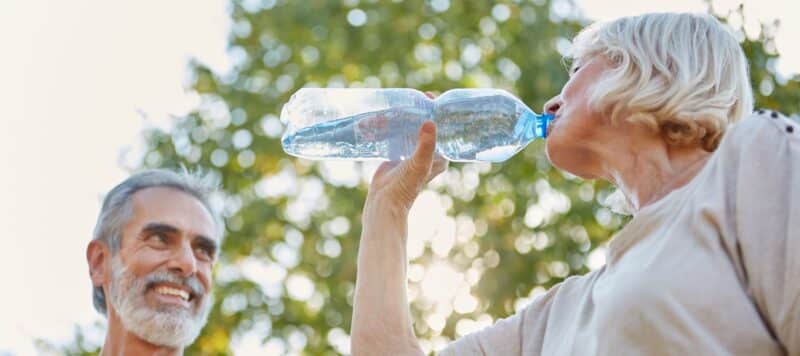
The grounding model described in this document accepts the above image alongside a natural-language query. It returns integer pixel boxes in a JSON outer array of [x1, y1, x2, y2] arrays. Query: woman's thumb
[[402, 121, 437, 186]]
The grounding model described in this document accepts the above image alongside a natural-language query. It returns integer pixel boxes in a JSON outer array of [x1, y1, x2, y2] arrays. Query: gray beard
[[108, 257, 213, 349]]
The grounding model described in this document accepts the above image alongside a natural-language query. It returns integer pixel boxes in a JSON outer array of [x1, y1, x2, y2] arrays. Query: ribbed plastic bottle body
[[434, 89, 543, 162], [281, 88, 433, 161], [280, 88, 550, 162]]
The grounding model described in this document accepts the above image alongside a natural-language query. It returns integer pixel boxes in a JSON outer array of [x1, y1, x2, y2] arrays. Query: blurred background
[[1, 0, 797, 355]]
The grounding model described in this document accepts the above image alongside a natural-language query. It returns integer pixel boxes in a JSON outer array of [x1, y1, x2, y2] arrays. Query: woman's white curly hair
[[569, 12, 754, 151]]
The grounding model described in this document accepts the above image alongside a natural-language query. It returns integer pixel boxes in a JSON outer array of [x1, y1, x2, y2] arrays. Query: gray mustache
[[144, 271, 205, 298]]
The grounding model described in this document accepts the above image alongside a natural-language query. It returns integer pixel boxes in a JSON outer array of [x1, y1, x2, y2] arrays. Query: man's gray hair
[[91, 168, 223, 315]]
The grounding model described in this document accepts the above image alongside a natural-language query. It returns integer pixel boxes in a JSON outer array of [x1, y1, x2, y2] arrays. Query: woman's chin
[[545, 140, 596, 179], [544, 134, 568, 168]]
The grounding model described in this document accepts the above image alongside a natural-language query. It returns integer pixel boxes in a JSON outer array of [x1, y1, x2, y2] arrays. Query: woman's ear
[[87, 240, 110, 287]]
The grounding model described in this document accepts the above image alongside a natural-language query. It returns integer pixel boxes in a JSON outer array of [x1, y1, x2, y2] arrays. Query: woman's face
[[543, 55, 617, 179]]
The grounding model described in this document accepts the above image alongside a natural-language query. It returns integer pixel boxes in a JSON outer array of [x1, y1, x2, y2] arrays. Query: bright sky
[[0, 1, 230, 354], [0, 0, 796, 354]]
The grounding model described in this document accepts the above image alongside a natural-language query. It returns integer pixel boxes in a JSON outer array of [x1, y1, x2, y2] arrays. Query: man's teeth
[[155, 286, 190, 301]]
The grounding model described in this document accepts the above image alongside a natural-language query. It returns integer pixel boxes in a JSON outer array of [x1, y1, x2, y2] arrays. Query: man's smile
[[149, 283, 196, 308]]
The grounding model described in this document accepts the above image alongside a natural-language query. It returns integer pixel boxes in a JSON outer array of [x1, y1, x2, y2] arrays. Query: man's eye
[[195, 246, 213, 260], [149, 233, 168, 244]]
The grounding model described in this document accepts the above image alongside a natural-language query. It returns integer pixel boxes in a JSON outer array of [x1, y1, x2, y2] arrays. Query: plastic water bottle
[[280, 88, 553, 162]]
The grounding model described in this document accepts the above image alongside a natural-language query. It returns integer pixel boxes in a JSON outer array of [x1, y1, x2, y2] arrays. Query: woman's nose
[[543, 96, 562, 115]]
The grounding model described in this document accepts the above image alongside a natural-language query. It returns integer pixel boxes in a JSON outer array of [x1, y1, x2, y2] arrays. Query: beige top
[[440, 111, 800, 356]]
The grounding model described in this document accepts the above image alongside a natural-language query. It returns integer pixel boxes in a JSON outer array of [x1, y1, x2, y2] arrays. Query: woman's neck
[[602, 144, 711, 213]]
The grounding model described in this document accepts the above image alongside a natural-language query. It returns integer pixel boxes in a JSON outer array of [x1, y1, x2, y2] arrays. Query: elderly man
[[86, 169, 223, 355]]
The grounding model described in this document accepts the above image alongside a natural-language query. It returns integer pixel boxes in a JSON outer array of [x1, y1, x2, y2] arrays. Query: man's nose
[[543, 96, 562, 115], [167, 241, 197, 277]]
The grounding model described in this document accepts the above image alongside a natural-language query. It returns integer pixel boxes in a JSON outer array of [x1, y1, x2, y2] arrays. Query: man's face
[[108, 187, 218, 348]]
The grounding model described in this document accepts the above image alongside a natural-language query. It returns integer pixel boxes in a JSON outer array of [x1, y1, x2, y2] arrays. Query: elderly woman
[[350, 12, 799, 356]]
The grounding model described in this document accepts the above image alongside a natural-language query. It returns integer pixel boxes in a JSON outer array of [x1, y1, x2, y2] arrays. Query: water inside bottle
[[474, 145, 525, 162], [282, 106, 430, 161], [435, 94, 530, 162]]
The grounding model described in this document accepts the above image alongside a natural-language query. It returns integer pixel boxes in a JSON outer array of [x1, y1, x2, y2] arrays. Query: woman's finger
[[427, 155, 449, 183], [401, 121, 437, 187]]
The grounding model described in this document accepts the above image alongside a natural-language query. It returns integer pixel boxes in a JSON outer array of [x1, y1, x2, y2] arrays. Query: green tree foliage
[[52, 1, 800, 355]]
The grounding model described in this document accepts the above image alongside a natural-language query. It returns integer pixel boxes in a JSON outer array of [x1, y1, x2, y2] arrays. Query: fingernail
[[421, 122, 434, 134]]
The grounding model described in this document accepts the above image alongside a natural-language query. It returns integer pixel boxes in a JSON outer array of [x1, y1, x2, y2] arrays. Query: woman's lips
[[547, 115, 560, 136]]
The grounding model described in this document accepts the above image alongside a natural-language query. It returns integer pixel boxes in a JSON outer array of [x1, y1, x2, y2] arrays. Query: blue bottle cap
[[539, 113, 555, 138]]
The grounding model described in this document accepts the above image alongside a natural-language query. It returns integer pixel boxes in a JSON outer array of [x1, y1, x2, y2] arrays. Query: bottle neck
[[521, 110, 553, 142]]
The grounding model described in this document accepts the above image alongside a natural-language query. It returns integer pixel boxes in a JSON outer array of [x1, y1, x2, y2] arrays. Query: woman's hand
[[365, 93, 449, 217], [351, 92, 447, 356]]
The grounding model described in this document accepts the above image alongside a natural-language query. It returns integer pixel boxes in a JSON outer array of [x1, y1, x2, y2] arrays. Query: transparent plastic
[[280, 88, 553, 162]]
